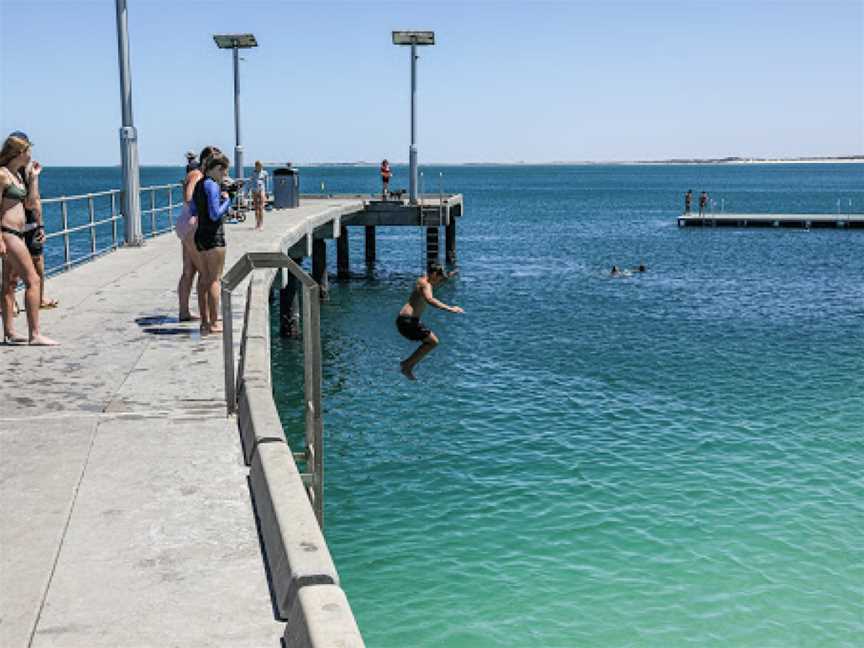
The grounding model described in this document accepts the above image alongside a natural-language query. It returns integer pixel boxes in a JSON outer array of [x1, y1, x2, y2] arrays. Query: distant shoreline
[[51, 156, 864, 168]]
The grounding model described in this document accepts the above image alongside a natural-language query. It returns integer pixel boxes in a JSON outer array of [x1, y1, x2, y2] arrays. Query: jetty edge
[[0, 193, 464, 647], [678, 212, 863, 228]]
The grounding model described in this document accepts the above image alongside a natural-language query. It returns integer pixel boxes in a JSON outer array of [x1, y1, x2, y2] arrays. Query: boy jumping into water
[[396, 264, 463, 380]]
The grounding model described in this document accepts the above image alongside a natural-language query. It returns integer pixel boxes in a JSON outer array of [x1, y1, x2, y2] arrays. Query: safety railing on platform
[[222, 252, 325, 527], [40, 183, 183, 276]]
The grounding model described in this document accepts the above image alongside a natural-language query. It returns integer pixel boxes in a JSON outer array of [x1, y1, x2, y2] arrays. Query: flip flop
[[40, 299, 59, 309], [4, 334, 27, 346]]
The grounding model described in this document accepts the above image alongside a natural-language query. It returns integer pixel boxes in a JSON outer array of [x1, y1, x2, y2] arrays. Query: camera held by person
[[220, 177, 244, 197]]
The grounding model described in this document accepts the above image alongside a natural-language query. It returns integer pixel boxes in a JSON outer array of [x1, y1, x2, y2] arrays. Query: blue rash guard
[[193, 178, 231, 251]]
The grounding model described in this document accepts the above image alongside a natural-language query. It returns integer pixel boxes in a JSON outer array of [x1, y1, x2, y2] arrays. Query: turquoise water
[[38, 164, 863, 646], [269, 164, 864, 647]]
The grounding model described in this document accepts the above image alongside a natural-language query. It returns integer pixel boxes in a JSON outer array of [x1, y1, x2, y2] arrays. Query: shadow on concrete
[[246, 474, 284, 622], [135, 315, 202, 339]]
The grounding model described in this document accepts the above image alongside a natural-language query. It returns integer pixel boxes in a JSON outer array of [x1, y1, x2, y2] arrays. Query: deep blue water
[[37, 164, 864, 646]]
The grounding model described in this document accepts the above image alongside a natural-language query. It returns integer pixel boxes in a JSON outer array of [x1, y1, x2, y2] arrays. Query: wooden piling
[[426, 226, 440, 270], [364, 226, 376, 265], [445, 207, 457, 265], [279, 259, 302, 338], [312, 238, 328, 299], [336, 225, 349, 279]]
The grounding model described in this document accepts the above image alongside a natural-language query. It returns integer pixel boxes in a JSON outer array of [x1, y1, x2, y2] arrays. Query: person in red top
[[380, 159, 392, 198]]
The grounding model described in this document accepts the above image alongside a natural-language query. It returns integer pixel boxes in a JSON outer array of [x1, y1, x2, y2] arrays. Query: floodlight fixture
[[392, 31, 435, 46], [392, 30, 436, 203], [213, 33, 258, 186], [213, 33, 258, 49]]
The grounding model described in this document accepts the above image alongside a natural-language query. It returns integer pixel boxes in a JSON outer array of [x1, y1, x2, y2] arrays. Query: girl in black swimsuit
[[0, 134, 57, 345], [192, 153, 233, 335]]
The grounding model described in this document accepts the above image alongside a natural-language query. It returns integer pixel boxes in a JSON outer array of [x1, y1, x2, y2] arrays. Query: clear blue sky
[[2, 0, 861, 166]]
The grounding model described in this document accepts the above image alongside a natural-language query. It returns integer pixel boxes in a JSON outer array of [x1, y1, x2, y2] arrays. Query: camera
[[220, 177, 244, 196]]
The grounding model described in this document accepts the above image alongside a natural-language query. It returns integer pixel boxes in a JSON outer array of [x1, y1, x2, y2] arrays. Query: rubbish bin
[[273, 167, 299, 208]]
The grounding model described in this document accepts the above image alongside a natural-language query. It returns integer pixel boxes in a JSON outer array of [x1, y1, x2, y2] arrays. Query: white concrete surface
[[0, 200, 362, 648]]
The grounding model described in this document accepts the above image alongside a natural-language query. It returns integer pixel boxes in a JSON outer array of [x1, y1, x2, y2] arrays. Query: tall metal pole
[[115, 0, 142, 246], [409, 43, 418, 204], [233, 47, 244, 185]]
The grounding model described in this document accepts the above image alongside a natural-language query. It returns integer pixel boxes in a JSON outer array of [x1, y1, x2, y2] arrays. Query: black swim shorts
[[396, 315, 431, 341], [194, 227, 226, 252], [24, 227, 43, 257]]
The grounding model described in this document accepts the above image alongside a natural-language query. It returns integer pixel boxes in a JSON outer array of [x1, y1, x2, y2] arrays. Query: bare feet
[[40, 298, 59, 309], [29, 334, 59, 346], [4, 333, 27, 345], [179, 313, 201, 322], [208, 322, 223, 334], [400, 360, 416, 381]]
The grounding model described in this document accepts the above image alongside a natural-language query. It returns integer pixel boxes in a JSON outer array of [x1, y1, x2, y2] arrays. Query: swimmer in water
[[395, 264, 462, 380], [610, 265, 622, 277]]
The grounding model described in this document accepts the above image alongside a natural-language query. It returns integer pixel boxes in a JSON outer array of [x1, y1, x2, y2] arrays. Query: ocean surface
[[42, 164, 864, 646]]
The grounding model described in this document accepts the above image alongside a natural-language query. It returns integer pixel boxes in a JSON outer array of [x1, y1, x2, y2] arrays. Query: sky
[[1, 0, 862, 166]]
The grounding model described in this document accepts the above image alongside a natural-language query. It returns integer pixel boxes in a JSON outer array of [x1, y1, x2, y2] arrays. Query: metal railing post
[[88, 195, 97, 258], [149, 188, 156, 236], [60, 199, 71, 271], [302, 281, 324, 529], [222, 287, 236, 413], [168, 186, 174, 230], [111, 192, 118, 248]]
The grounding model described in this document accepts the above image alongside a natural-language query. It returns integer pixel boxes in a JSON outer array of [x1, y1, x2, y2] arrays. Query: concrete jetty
[[0, 196, 464, 647], [678, 212, 864, 228]]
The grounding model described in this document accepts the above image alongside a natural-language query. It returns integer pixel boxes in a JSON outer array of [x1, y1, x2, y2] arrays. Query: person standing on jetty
[[176, 147, 218, 322], [396, 264, 462, 380], [249, 160, 269, 231], [0, 134, 58, 345], [684, 189, 693, 214], [3, 131, 58, 320], [699, 191, 708, 217], [380, 159, 392, 198], [193, 152, 233, 335]]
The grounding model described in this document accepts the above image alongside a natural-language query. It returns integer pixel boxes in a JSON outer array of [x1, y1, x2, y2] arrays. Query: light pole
[[114, 0, 142, 246], [213, 33, 258, 186], [392, 31, 435, 204]]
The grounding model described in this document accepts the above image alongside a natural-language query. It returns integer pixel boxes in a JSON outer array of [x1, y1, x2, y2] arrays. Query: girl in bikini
[[0, 135, 58, 345]]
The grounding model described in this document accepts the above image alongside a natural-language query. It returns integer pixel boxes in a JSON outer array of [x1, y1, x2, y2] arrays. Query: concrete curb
[[250, 441, 339, 619], [284, 585, 365, 648], [237, 263, 365, 646]]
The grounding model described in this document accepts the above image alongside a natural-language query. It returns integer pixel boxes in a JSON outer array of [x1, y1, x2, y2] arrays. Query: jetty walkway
[[0, 199, 372, 647]]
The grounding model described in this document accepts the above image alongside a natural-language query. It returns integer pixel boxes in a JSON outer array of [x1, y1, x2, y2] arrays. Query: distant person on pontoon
[[396, 264, 462, 380], [0, 134, 58, 345], [249, 160, 269, 231], [684, 189, 692, 214], [380, 159, 392, 198], [699, 191, 708, 217]]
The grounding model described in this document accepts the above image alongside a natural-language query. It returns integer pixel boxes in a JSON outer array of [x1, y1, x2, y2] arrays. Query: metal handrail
[[36, 183, 183, 276], [222, 252, 325, 527]]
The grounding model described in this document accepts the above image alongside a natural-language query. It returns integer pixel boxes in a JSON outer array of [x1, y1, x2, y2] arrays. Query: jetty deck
[[0, 198, 384, 647], [678, 212, 864, 228]]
